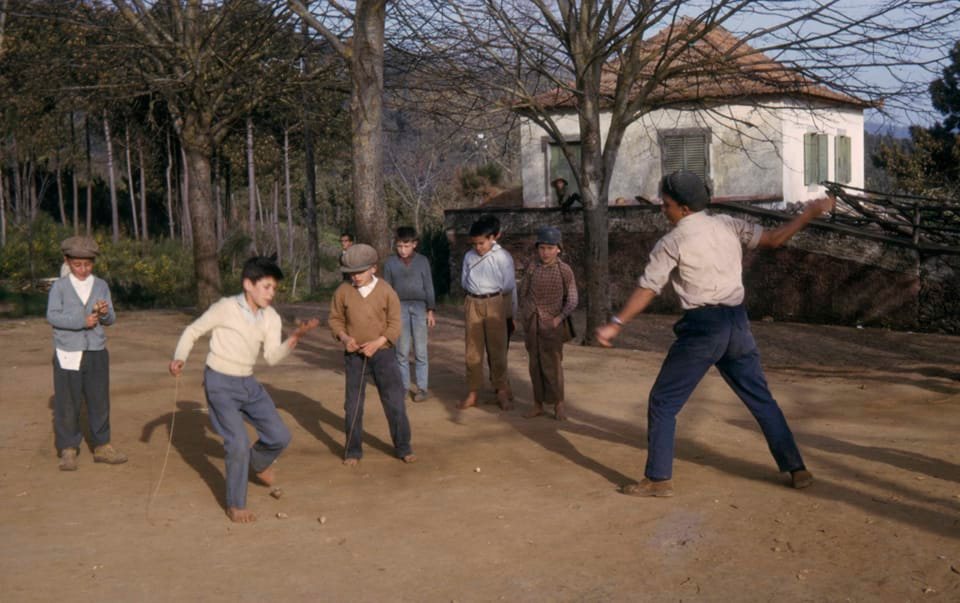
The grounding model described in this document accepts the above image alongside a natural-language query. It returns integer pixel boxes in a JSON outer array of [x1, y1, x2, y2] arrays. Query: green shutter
[[835, 136, 851, 183], [549, 142, 581, 197], [804, 133, 817, 185], [818, 134, 829, 185]]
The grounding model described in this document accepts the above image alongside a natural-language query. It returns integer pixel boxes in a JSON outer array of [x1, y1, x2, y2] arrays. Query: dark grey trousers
[[52, 349, 111, 452]]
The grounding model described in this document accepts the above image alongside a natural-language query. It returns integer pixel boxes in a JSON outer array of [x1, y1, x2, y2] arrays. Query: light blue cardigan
[[46, 276, 116, 351]]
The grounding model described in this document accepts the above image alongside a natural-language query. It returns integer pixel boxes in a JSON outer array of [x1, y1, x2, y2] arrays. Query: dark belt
[[467, 291, 501, 299]]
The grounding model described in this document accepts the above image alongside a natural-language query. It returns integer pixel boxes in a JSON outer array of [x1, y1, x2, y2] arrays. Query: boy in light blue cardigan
[[46, 236, 126, 471]]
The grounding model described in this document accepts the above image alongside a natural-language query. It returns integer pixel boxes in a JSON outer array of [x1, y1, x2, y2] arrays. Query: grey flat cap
[[60, 236, 99, 259], [340, 243, 378, 273]]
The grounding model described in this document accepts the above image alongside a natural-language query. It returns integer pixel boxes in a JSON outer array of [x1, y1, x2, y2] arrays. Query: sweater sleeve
[[46, 279, 86, 331], [420, 255, 436, 310], [173, 299, 225, 363], [384, 286, 402, 345], [328, 285, 348, 340], [262, 307, 293, 366], [382, 256, 396, 288], [498, 249, 518, 318], [96, 279, 116, 326]]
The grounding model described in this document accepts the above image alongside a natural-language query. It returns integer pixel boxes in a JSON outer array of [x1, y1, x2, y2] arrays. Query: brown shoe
[[93, 444, 128, 465], [413, 389, 428, 403], [621, 478, 674, 497], [791, 469, 813, 489], [59, 448, 78, 471]]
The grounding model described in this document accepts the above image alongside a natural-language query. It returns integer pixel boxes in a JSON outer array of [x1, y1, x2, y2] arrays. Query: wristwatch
[[610, 315, 624, 326]]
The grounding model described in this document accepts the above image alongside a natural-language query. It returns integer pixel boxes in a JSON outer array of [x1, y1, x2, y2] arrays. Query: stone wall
[[444, 205, 960, 334]]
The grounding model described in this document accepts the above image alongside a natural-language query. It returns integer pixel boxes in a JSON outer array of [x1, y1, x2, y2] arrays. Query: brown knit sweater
[[328, 279, 402, 346]]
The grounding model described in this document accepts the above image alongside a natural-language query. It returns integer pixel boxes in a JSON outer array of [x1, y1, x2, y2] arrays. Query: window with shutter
[[835, 135, 851, 183], [660, 130, 710, 182], [547, 141, 581, 202], [804, 132, 829, 185]]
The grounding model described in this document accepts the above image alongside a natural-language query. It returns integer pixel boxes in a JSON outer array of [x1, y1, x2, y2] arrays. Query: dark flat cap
[[660, 171, 711, 211], [340, 243, 378, 273], [60, 236, 99, 258], [536, 226, 562, 247]]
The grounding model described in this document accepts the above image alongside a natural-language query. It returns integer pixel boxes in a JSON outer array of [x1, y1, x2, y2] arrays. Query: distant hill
[[865, 120, 913, 139]]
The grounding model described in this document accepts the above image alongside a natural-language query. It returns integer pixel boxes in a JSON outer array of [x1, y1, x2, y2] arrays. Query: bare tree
[[111, 0, 301, 308], [289, 0, 391, 256], [412, 0, 960, 341]]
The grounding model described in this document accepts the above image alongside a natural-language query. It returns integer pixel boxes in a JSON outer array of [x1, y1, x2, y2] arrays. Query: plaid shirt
[[520, 259, 578, 321]]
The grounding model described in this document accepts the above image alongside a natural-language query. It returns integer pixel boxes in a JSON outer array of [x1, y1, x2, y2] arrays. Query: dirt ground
[[1, 303, 959, 602]]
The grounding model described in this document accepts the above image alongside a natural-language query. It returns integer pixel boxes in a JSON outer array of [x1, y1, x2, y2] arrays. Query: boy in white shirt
[[597, 171, 834, 497]]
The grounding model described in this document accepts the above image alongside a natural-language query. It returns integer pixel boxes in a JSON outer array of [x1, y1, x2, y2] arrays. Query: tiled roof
[[518, 20, 873, 111]]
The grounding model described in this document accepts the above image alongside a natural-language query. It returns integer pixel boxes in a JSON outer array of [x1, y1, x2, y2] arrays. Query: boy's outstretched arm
[[758, 195, 835, 249], [595, 287, 657, 347]]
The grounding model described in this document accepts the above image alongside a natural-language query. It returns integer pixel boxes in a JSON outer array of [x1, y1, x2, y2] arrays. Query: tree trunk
[[0, 167, 6, 247], [103, 111, 120, 243], [576, 54, 611, 343], [284, 128, 293, 265], [183, 142, 221, 309], [138, 135, 148, 240], [70, 112, 79, 235], [351, 0, 388, 257], [85, 117, 92, 235], [272, 178, 281, 265], [302, 89, 320, 293], [213, 151, 223, 248], [124, 128, 139, 240], [246, 116, 257, 252], [180, 146, 193, 246], [166, 134, 175, 239], [56, 155, 66, 225]]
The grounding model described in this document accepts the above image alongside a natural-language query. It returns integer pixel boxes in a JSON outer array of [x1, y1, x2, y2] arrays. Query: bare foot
[[458, 392, 478, 409], [227, 507, 257, 523], [524, 404, 544, 419], [497, 389, 514, 411], [343, 457, 360, 466], [554, 402, 568, 421], [255, 465, 276, 486], [402, 454, 418, 464]]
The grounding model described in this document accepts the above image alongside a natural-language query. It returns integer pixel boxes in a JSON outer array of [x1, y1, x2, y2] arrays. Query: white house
[[518, 24, 873, 209]]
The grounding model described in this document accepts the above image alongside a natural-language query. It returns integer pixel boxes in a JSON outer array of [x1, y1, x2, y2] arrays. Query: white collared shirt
[[357, 275, 378, 298], [638, 211, 763, 309], [69, 273, 94, 304]]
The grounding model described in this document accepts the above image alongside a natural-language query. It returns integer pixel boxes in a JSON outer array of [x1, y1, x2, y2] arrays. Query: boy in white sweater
[[169, 257, 318, 523]]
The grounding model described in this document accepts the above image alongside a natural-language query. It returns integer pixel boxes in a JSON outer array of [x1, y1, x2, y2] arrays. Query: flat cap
[[340, 243, 378, 273], [60, 236, 99, 259], [536, 226, 562, 248], [660, 171, 711, 211]]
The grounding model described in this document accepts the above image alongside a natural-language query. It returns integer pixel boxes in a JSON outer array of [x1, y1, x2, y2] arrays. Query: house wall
[[519, 102, 864, 208], [444, 206, 960, 334], [778, 101, 865, 205]]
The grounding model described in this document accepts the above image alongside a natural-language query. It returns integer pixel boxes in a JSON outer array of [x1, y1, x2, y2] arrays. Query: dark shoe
[[413, 389, 428, 403], [621, 478, 674, 497], [59, 448, 78, 471], [93, 444, 127, 465], [791, 469, 813, 489]]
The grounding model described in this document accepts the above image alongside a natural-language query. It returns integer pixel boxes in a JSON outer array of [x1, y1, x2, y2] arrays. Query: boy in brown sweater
[[329, 243, 415, 465]]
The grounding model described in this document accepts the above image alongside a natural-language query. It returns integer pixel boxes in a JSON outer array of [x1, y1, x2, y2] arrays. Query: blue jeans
[[645, 305, 805, 481], [397, 301, 429, 392], [204, 368, 291, 509], [343, 349, 413, 460]]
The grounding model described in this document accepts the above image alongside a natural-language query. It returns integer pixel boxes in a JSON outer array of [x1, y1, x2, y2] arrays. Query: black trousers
[[52, 349, 111, 452]]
